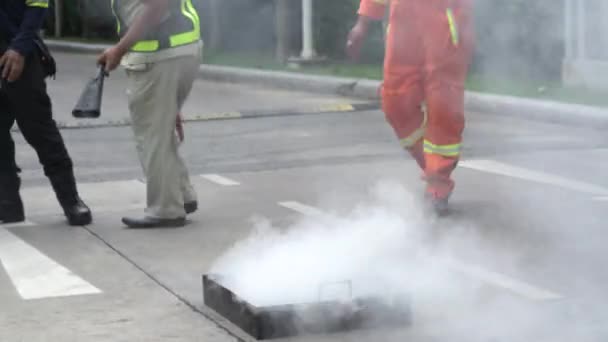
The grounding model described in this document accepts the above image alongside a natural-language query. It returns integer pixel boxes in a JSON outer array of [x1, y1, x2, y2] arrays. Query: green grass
[[46, 38, 608, 108], [47, 36, 115, 44], [203, 51, 608, 108], [465, 74, 608, 107]]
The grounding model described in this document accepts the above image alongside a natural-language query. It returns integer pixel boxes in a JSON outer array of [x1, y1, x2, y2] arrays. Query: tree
[[54, 0, 62, 37], [274, 0, 290, 63], [208, 0, 222, 50]]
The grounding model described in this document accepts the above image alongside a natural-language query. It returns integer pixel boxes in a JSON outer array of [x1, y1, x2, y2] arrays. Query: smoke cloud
[[209, 179, 607, 341]]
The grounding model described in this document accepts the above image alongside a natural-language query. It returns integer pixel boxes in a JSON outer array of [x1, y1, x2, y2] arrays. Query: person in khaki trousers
[[98, 0, 201, 228]]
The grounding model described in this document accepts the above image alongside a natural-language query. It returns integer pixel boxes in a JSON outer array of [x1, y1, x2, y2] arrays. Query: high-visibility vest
[[111, 0, 201, 53]]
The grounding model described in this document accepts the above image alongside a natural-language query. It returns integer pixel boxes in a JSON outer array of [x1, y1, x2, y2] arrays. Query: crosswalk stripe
[[442, 259, 563, 301], [0, 221, 36, 229], [460, 159, 608, 196], [21, 179, 145, 217], [277, 200, 562, 301], [200, 174, 240, 186], [278, 201, 325, 216], [0, 228, 102, 300]]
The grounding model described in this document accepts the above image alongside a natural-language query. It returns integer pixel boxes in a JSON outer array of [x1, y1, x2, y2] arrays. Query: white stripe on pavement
[[593, 196, 608, 201], [278, 201, 325, 216], [460, 159, 608, 196], [0, 228, 101, 300], [21, 179, 146, 217], [443, 259, 562, 301], [279, 200, 562, 301], [200, 174, 240, 186], [0, 221, 36, 229]]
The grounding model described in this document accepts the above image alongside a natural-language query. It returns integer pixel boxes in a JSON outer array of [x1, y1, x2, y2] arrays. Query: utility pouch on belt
[[33, 36, 57, 79]]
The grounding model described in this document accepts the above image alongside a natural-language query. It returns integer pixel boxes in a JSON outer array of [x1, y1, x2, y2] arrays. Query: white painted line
[[442, 259, 562, 301], [279, 200, 561, 301], [21, 179, 146, 217], [460, 159, 608, 196], [29, 203, 144, 218], [0, 228, 101, 300], [200, 174, 240, 186], [0, 221, 36, 229], [278, 201, 325, 216], [593, 196, 608, 201]]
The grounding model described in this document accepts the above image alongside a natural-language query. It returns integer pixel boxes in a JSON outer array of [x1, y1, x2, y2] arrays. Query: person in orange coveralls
[[347, 0, 475, 215]]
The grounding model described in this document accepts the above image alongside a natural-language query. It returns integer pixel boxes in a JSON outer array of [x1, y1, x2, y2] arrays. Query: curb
[[10, 102, 380, 131], [465, 92, 608, 128], [46, 39, 608, 128], [45, 40, 111, 54]]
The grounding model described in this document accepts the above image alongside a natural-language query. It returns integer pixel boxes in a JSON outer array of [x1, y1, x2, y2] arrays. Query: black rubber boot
[[48, 170, 92, 226], [184, 201, 198, 214], [0, 173, 25, 224]]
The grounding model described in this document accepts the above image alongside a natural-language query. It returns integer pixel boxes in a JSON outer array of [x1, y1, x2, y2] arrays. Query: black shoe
[[122, 216, 186, 229], [62, 197, 92, 226], [0, 173, 25, 224], [184, 201, 198, 214], [0, 198, 25, 224], [48, 170, 92, 226]]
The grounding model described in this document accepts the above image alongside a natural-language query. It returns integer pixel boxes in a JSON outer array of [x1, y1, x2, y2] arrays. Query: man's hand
[[97, 46, 127, 72], [0, 50, 26, 82], [346, 16, 371, 61], [176, 112, 184, 143]]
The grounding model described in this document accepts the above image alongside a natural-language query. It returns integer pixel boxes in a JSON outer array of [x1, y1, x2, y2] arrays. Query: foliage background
[[44, 0, 564, 81]]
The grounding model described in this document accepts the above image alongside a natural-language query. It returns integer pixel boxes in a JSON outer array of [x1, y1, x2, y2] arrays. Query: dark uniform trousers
[[0, 43, 79, 206]]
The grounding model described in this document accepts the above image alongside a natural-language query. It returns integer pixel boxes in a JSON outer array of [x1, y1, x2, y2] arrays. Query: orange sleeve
[[358, 0, 387, 20]]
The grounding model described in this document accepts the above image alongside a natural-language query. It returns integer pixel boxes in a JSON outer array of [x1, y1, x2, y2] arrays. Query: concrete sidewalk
[[45, 39, 608, 129]]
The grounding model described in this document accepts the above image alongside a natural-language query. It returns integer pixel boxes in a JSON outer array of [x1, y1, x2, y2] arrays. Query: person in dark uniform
[[0, 0, 92, 225]]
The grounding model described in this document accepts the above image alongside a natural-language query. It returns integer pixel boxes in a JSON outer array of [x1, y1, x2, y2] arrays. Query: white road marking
[[21, 179, 146, 217], [200, 174, 240, 186], [278, 201, 325, 216], [443, 259, 562, 301], [460, 159, 608, 196], [593, 196, 608, 201], [0, 228, 101, 300], [279, 200, 562, 301], [0, 221, 36, 229]]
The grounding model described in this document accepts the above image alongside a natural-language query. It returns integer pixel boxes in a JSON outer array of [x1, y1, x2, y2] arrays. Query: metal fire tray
[[202, 274, 412, 340]]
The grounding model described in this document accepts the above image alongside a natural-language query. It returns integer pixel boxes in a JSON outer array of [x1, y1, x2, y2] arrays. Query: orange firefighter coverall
[[359, 0, 474, 199]]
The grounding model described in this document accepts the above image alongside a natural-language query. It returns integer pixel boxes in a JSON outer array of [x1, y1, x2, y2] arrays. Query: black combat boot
[[0, 173, 25, 224], [48, 170, 92, 226]]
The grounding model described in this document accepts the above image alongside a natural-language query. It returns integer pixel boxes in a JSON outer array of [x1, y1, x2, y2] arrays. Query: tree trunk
[[54, 0, 63, 37], [275, 0, 290, 63], [209, 0, 222, 50]]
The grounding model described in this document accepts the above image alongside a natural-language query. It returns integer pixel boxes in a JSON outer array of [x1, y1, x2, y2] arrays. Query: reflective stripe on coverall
[[358, 0, 474, 199]]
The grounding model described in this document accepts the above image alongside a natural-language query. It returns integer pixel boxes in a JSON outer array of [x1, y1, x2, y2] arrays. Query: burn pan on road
[[202, 274, 412, 340]]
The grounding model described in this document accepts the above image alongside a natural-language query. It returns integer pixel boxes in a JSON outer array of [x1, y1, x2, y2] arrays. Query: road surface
[[2, 52, 608, 342]]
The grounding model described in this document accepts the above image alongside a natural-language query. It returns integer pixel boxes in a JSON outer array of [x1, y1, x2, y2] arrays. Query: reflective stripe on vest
[[446, 7, 459, 46], [111, 0, 200, 53], [26, 0, 49, 8]]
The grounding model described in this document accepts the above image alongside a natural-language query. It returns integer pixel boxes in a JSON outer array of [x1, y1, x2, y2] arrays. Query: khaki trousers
[[125, 55, 199, 219]]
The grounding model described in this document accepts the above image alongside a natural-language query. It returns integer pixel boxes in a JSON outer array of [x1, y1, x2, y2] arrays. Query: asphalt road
[[2, 52, 608, 342]]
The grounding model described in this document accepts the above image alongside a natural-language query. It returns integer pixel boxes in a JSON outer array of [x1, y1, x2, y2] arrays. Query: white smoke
[[208, 179, 607, 341]]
